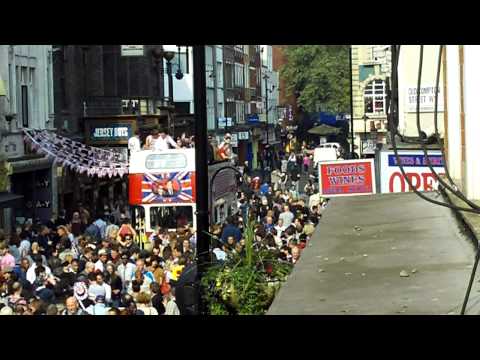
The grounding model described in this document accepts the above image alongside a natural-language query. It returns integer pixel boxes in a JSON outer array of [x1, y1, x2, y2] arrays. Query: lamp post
[[151, 46, 183, 135], [362, 114, 369, 157], [264, 73, 269, 147]]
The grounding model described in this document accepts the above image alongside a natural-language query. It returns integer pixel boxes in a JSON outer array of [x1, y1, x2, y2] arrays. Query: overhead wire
[[387, 44, 480, 315], [387, 45, 480, 214], [414, 45, 480, 211]]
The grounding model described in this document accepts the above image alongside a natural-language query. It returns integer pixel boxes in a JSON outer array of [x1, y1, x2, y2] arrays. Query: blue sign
[[248, 114, 260, 123], [90, 123, 132, 142], [218, 117, 233, 128], [388, 154, 444, 167]]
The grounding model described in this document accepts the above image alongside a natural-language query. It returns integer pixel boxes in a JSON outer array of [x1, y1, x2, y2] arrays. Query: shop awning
[[308, 124, 341, 136], [0, 192, 23, 209]]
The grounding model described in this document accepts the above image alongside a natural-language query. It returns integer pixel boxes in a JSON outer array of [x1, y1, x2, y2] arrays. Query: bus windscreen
[[149, 206, 193, 229]]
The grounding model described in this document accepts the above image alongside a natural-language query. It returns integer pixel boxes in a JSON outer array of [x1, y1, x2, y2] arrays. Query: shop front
[[81, 117, 132, 211], [7, 156, 56, 226]]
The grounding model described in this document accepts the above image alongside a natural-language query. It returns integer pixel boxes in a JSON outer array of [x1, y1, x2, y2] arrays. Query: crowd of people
[[0, 124, 327, 315], [208, 157, 327, 267], [0, 198, 195, 315]]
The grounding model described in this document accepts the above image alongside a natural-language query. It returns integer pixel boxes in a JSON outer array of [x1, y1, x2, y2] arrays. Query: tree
[[280, 45, 351, 114]]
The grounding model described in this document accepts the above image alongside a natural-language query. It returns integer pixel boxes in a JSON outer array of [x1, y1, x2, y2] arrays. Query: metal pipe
[[192, 45, 209, 285], [349, 46, 355, 158]]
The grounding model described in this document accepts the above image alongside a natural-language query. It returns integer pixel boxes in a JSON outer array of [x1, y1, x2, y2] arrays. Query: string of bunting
[[23, 129, 129, 178]]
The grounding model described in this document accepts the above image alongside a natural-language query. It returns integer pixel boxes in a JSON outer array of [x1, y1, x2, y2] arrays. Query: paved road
[[268, 192, 478, 315]]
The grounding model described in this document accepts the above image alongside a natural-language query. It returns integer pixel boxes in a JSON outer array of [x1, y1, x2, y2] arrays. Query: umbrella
[[308, 124, 341, 136]]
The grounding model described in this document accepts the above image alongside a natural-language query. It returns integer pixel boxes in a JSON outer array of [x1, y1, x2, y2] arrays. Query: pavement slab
[[268, 192, 479, 315]]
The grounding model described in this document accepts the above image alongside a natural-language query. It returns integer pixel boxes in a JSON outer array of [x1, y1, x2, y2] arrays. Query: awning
[[308, 124, 341, 136], [0, 192, 24, 209], [10, 157, 52, 174]]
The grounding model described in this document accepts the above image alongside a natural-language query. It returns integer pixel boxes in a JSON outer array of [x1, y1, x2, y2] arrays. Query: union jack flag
[[141, 171, 194, 204]]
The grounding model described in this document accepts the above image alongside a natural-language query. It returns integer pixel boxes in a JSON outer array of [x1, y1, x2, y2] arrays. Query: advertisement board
[[405, 85, 444, 113], [121, 45, 144, 57], [379, 150, 445, 193], [318, 159, 375, 197], [85, 119, 135, 145]]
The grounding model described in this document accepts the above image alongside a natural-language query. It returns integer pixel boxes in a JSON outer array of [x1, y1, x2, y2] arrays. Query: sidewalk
[[268, 192, 479, 315]]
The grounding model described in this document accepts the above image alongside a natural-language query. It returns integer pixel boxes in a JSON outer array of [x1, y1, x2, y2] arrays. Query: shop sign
[[379, 150, 445, 193], [25, 200, 51, 209], [406, 85, 444, 113], [247, 114, 260, 124], [218, 117, 233, 129], [121, 45, 144, 57], [319, 159, 375, 197], [238, 131, 249, 140], [86, 120, 134, 145], [1, 133, 24, 159], [362, 139, 376, 155]]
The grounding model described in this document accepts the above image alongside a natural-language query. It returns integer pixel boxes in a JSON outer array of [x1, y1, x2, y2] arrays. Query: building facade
[[53, 45, 179, 215], [443, 45, 480, 200], [397, 45, 445, 138], [351, 45, 391, 157], [0, 45, 57, 230]]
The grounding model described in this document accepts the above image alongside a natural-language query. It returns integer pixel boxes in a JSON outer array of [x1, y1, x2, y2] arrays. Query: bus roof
[[129, 149, 195, 173]]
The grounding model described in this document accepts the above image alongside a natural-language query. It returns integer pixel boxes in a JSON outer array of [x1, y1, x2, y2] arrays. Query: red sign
[[388, 171, 445, 193], [319, 159, 375, 197]]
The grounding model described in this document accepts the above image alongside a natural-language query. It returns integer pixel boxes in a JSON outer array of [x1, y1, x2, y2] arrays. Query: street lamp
[[362, 114, 369, 157], [151, 45, 184, 134]]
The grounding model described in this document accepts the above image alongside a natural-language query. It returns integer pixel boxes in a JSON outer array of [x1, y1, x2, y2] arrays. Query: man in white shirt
[[147, 128, 179, 151], [308, 190, 322, 212], [94, 249, 109, 273], [88, 273, 112, 305], [116, 254, 136, 288], [274, 218, 286, 247], [128, 130, 141, 154], [26, 255, 52, 284], [278, 205, 295, 229]]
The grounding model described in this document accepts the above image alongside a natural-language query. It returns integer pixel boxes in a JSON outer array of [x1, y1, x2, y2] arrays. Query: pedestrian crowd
[[0, 127, 327, 315], [0, 198, 195, 315], [210, 145, 328, 269]]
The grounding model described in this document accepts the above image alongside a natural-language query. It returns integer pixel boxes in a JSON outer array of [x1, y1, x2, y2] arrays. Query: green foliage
[[201, 236, 294, 315], [280, 45, 351, 113]]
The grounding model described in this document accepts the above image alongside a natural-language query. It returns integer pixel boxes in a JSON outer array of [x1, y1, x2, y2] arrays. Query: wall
[[0, 45, 57, 226], [397, 45, 445, 137]]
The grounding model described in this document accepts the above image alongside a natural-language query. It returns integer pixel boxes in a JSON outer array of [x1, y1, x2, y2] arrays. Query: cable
[[388, 45, 480, 214], [387, 45, 480, 315], [414, 45, 480, 211]]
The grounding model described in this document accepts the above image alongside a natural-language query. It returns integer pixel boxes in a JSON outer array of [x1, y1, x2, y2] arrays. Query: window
[[145, 153, 187, 170], [236, 101, 245, 123], [21, 85, 29, 127], [364, 79, 386, 114], [234, 63, 244, 87], [216, 61, 223, 88], [224, 62, 234, 89], [122, 99, 140, 114], [150, 206, 193, 229]]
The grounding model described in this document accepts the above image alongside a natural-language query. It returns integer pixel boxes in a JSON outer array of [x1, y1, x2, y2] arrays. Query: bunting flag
[[23, 129, 129, 178]]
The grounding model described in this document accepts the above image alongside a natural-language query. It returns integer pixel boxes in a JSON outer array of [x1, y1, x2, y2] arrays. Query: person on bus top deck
[[146, 127, 179, 152], [217, 133, 232, 160], [128, 129, 142, 154]]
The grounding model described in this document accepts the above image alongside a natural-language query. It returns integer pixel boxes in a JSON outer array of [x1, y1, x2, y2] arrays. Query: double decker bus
[[128, 148, 238, 239]]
